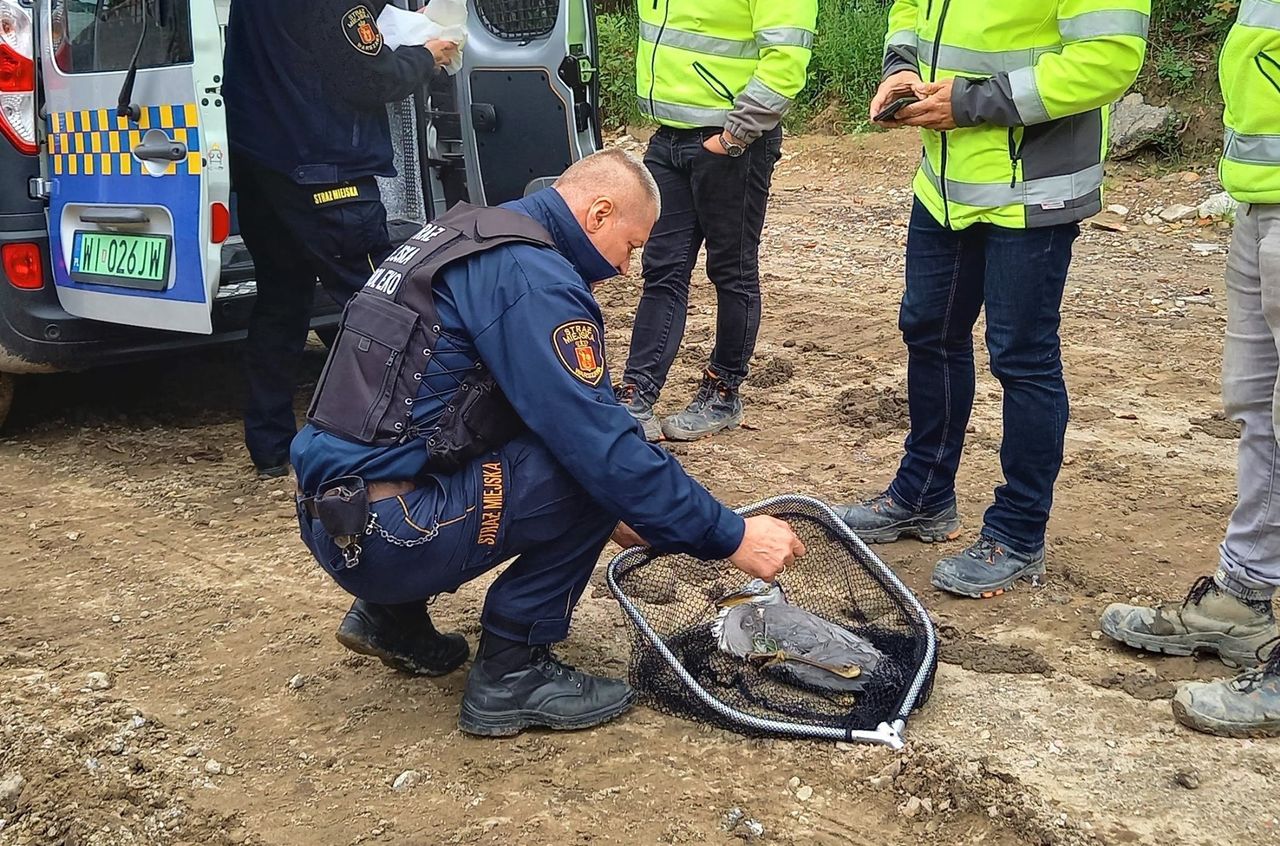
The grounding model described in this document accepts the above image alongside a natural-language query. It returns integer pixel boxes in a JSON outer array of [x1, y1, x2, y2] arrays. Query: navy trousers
[[298, 434, 616, 645]]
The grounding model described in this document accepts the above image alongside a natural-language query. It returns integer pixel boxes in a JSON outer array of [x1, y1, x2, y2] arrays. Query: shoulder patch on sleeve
[[342, 5, 383, 56], [552, 320, 605, 387]]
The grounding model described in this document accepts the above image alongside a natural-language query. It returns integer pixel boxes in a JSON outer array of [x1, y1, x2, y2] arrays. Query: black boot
[[335, 599, 470, 676], [459, 635, 635, 737]]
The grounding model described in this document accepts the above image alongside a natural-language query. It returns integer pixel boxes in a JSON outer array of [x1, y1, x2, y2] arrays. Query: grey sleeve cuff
[[724, 84, 789, 145], [950, 75, 1022, 128], [883, 46, 918, 81]]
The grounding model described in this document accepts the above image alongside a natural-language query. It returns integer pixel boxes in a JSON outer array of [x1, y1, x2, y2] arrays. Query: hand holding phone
[[874, 94, 920, 123]]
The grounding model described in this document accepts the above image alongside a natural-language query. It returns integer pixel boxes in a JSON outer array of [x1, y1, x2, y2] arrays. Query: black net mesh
[[474, 0, 558, 41], [607, 496, 936, 742]]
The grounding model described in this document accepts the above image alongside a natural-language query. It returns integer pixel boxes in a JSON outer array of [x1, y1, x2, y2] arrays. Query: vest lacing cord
[[403, 351, 489, 443]]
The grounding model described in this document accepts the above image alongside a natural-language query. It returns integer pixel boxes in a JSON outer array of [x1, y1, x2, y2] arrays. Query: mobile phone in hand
[[874, 95, 920, 123]]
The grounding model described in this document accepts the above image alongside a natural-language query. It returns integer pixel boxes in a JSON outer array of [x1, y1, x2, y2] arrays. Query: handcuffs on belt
[[300, 476, 439, 569]]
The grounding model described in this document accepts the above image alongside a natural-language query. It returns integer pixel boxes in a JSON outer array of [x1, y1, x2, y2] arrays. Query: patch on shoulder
[[552, 320, 605, 387], [342, 5, 383, 56]]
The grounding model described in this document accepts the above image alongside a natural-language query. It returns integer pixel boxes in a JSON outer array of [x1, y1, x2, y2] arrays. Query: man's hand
[[702, 130, 745, 156], [897, 80, 957, 131], [426, 38, 460, 67], [869, 70, 922, 128], [611, 522, 648, 549], [728, 515, 806, 581]]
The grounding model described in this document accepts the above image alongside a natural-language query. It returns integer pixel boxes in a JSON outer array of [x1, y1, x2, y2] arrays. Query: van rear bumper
[[0, 229, 340, 374]]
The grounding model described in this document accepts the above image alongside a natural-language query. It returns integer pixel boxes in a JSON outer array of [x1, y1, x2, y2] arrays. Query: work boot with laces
[[615, 383, 662, 442], [662, 370, 743, 441], [1100, 576, 1278, 668], [1173, 637, 1280, 737], [335, 599, 470, 676], [459, 637, 635, 737], [832, 491, 962, 544], [931, 535, 1046, 599]]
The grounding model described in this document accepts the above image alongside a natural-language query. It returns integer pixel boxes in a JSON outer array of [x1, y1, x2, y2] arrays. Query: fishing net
[[607, 495, 936, 747]]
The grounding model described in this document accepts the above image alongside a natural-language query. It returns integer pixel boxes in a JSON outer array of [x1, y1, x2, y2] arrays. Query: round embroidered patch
[[343, 5, 383, 56], [553, 320, 605, 386]]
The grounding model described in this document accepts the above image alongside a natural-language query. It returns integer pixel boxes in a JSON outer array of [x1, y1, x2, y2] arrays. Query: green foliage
[[596, 11, 643, 129], [1150, 0, 1238, 45], [790, 0, 890, 131], [1155, 45, 1196, 92]]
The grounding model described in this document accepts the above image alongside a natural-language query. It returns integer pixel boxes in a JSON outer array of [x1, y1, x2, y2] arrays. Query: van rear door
[[37, 0, 229, 334], [457, 0, 600, 205]]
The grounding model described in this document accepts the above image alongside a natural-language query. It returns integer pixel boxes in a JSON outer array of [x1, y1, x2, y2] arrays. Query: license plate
[[70, 231, 173, 291]]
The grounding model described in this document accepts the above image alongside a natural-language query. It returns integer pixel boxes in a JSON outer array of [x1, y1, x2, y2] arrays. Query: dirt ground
[[2, 132, 1279, 846]]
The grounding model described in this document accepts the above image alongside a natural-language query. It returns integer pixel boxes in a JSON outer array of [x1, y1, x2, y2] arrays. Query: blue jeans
[[887, 200, 1078, 553], [298, 434, 616, 644], [623, 126, 782, 398]]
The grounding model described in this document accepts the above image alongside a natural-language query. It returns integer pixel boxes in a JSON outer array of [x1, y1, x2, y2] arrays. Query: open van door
[[37, 0, 229, 334], [456, 0, 600, 205]]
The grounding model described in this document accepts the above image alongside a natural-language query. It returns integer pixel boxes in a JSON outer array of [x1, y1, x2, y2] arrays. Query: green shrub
[[1155, 45, 1197, 92], [596, 11, 643, 129], [791, 0, 890, 131]]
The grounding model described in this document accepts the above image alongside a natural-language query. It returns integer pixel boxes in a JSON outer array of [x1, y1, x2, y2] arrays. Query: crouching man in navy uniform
[[291, 150, 806, 736]]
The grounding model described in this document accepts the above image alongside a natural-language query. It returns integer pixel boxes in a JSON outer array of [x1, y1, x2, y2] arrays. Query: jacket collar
[[503, 189, 618, 286]]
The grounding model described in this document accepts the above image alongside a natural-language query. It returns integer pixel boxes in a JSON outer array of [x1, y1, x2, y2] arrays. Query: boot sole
[[661, 412, 743, 442], [852, 519, 963, 545], [1171, 698, 1280, 738], [458, 691, 636, 738], [1095, 623, 1265, 669], [335, 629, 468, 677], [931, 559, 1046, 599]]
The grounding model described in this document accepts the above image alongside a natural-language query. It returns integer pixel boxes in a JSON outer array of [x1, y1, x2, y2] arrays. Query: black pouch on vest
[[312, 475, 370, 546], [308, 295, 422, 445], [425, 369, 526, 475]]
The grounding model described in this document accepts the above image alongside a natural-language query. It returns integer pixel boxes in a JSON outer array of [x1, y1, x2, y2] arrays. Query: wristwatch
[[718, 133, 747, 157]]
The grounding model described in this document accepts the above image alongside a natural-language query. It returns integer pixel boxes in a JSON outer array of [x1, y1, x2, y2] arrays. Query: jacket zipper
[[648, 0, 671, 120], [931, 0, 954, 228], [361, 346, 401, 437], [1008, 127, 1023, 188], [1257, 51, 1280, 95], [692, 61, 737, 105]]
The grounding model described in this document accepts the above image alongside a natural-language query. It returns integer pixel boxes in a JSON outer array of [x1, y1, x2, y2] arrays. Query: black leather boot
[[335, 599, 469, 676], [459, 637, 634, 737]]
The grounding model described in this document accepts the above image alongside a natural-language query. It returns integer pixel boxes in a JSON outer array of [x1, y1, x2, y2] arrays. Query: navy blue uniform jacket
[[292, 190, 746, 561], [223, 0, 437, 184]]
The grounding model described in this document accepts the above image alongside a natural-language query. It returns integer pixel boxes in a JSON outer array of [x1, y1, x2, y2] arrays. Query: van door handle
[[79, 208, 150, 225], [133, 137, 188, 162]]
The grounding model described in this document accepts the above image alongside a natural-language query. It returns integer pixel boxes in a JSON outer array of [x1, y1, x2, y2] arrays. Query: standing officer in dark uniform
[[291, 150, 805, 737], [224, 1, 458, 478]]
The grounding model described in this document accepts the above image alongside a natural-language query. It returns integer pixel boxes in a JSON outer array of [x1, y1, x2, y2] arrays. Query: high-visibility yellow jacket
[[636, 0, 816, 143], [884, 0, 1149, 229], [1219, 0, 1280, 204]]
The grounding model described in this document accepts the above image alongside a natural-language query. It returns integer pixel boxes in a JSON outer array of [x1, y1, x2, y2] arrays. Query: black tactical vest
[[306, 203, 556, 475]]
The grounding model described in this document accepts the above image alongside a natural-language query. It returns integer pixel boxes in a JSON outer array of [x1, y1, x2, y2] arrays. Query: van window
[[52, 0, 193, 75]]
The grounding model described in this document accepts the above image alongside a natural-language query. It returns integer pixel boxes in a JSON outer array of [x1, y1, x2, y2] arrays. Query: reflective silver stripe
[[918, 37, 1060, 75], [1241, 0, 1280, 31], [1224, 129, 1280, 165], [639, 21, 759, 59], [885, 28, 917, 50], [1009, 66, 1051, 125], [756, 27, 814, 50], [639, 97, 731, 126], [920, 156, 1104, 208], [1058, 9, 1150, 42], [742, 77, 793, 113]]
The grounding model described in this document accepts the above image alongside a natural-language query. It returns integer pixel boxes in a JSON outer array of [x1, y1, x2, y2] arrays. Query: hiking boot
[[255, 462, 290, 480], [1100, 576, 1278, 668], [662, 370, 743, 442], [931, 535, 1046, 599], [832, 492, 961, 544], [335, 599, 470, 676], [459, 642, 635, 737], [615, 383, 662, 442], [1172, 638, 1280, 738]]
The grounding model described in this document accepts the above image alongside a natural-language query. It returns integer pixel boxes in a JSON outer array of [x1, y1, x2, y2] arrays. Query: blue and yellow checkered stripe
[[47, 104, 202, 177]]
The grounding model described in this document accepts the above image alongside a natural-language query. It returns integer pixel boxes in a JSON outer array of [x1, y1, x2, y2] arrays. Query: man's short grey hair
[[554, 147, 661, 217]]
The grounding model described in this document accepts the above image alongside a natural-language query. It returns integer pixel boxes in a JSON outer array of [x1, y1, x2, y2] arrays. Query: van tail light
[[0, 0, 36, 155], [3, 243, 44, 290], [211, 202, 230, 244]]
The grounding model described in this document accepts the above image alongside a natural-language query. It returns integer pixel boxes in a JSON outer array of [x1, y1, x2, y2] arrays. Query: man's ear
[[586, 197, 616, 233]]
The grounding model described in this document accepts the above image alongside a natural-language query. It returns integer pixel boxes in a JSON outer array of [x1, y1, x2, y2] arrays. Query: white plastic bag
[[376, 2, 467, 76]]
